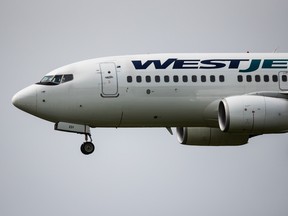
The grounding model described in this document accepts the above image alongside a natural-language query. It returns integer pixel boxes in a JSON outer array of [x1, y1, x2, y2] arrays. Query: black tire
[[80, 142, 95, 155]]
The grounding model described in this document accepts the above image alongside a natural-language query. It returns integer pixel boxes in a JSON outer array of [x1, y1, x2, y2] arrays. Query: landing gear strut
[[54, 122, 95, 155], [80, 133, 95, 155]]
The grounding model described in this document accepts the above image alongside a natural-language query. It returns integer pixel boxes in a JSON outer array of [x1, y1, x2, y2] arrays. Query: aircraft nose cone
[[12, 85, 37, 115]]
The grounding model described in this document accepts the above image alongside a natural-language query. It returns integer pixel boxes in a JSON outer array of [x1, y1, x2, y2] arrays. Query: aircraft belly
[[119, 97, 212, 127], [117, 86, 221, 127]]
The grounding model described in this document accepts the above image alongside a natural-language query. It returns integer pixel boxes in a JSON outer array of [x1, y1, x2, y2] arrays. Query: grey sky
[[1, 0, 288, 215]]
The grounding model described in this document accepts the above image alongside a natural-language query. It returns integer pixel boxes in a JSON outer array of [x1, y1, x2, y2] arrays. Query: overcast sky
[[1, 0, 288, 215]]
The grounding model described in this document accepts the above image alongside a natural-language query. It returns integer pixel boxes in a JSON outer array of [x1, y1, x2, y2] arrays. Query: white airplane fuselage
[[12, 53, 288, 154]]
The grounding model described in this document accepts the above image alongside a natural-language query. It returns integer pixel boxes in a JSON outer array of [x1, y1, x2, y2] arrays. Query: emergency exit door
[[100, 63, 119, 97], [279, 71, 288, 91]]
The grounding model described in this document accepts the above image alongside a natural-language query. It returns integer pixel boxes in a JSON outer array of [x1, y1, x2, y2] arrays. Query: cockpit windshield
[[37, 74, 74, 85]]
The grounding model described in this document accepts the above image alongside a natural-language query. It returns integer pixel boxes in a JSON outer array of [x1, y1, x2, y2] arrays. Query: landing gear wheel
[[81, 142, 95, 155]]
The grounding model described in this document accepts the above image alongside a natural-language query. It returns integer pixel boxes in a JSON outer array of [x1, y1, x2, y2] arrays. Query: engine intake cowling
[[176, 127, 249, 146], [218, 95, 288, 133]]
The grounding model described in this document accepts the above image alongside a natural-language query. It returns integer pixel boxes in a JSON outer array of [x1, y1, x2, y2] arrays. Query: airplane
[[12, 53, 288, 155]]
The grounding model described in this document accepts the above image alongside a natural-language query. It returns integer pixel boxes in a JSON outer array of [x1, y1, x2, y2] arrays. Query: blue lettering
[[132, 58, 288, 72], [228, 59, 249, 69], [173, 60, 199, 69], [200, 59, 226, 69], [132, 58, 177, 70], [262, 59, 288, 69], [239, 59, 261, 73]]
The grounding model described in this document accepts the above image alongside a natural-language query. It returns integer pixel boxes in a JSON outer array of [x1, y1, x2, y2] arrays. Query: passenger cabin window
[[264, 75, 269, 82], [210, 75, 215, 82], [38, 74, 74, 85], [173, 75, 179, 83], [164, 75, 170, 83], [127, 76, 132, 83], [246, 75, 252, 82], [146, 76, 151, 83], [136, 76, 142, 83], [201, 75, 206, 82], [192, 75, 197, 82], [255, 75, 261, 82], [238, 75, 243, 82], [219, 75, 225, 82], [155, 76, 161, 83], [182, 75, 188, 82]]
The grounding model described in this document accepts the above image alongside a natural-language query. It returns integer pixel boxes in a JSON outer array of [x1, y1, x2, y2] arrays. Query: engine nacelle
[[218, 95, 288, 133], [176, 127, 249, 146]]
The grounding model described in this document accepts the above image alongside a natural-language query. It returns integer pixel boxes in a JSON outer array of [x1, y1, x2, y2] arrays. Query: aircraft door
[[100, 62, 119, 97], [279, 71, 288, 91]]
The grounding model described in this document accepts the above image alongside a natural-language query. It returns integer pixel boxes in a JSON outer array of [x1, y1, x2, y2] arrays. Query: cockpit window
[[40, 75, 54, 83], [62, 74, 73, 83], [37, 74, 74, 85], [51, 75, 63, 84]]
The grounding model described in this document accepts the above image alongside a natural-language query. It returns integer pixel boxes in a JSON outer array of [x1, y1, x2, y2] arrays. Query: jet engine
[[176, 127, 249, 146], [218, 95, 288, 133]]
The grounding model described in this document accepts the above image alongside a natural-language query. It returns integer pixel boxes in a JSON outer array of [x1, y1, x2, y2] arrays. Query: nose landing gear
[[54, 122, 95, 155], [81, 133, 95, 155]]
